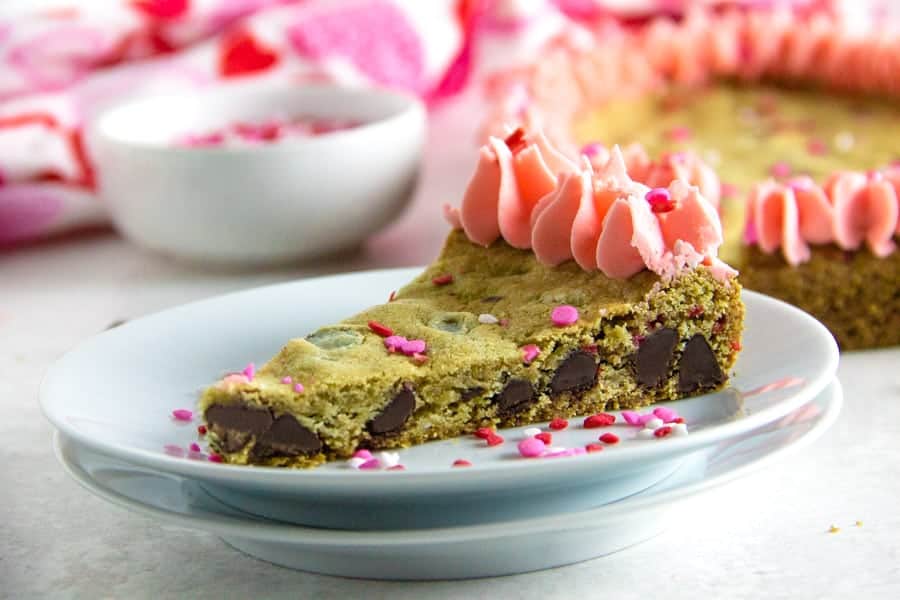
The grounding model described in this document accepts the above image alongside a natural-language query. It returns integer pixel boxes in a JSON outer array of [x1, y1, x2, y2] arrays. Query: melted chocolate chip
[[493, 379, 535, 413], [635, 327, 679, 388], [252, 413, 323, 458], [368, 387, 417, 435], [460, 387, 484, 401], [206, 404, 273, 434], [678, 334, 725, 393], [549, 351, 598, 395]]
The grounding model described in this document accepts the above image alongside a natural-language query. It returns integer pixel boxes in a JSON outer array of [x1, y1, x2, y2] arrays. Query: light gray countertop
[[3, 98, 899, 599]]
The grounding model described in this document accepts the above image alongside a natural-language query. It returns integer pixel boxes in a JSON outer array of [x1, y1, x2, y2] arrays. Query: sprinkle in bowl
[[88, 84, 425, 265]]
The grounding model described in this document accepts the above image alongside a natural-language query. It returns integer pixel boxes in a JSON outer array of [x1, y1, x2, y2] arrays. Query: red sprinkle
[[452, 459, 472, 467], [731, 340, 743, 351], [431, 273, 454, 286], [599, 432, 620, 444], [584, 413, 616, 428], [197, 425, 207, 435], [549, 418, 569, 431], [535, 432, 553, 445], [475, 427, 494, 439], [208, 453, 224, 463], [367, 320, 394, 337], [585, 443, 604, 453], [582, 344, 599, 354], [499, 318, 510, 327], [654, 426, 673, 438], [387, 464, 406, 471], [504, 127, 527, 154], [646, 187, 675, 213], [486, 433, 504, 447], [672, 417, 685, 424], [688, 305, 705, 318], [388, 290, 396, 302]]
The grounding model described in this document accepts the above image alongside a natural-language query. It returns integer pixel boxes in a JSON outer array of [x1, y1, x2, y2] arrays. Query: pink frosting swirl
[[447, 134, 733, 281], [746, 170, 899, 265]]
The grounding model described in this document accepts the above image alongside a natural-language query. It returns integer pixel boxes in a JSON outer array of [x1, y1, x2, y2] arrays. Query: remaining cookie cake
[[199, 129, 743, 468], [484, 5, 900, 349]]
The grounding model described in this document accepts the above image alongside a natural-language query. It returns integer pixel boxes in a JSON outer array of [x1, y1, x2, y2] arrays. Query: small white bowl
[[89, 85, 425, 265]]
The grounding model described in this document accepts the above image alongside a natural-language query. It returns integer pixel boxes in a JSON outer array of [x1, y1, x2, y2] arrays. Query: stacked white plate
[[41, 269, 841, 579]]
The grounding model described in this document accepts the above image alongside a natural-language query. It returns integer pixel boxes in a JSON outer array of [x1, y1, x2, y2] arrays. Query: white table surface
[[3, 97, 900, 599]]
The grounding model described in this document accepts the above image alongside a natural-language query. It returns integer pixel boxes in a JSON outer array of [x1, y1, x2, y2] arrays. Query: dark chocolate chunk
[[635, 327, 679, 388], [493, 378, 535, 413], [205, 404, 273, 434], [460, 387, 484, 401], [368, 387, 417, 435], [252, 413, 323, 458], [678, 334, 725, 393], [549, 351, 598, 395]]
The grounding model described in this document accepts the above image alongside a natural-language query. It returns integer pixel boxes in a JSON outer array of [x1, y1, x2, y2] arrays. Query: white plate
[[55, 379, 842, 580], [41, 268, 839, 529]]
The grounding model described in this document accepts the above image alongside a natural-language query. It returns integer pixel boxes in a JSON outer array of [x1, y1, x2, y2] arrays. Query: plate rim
[[54, 378, 843, 546], [40, 267, 840, 490]]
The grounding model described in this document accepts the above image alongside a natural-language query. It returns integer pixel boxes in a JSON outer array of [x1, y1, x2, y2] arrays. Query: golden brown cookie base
[[201, 231, 744, 468], [738, 244, 900, 350]]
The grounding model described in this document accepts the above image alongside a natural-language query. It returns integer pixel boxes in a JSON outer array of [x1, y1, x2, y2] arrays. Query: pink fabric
[[0, 0, 465, 245]]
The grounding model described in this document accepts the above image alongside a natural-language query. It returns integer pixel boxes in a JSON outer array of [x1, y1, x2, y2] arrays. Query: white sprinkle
[[478, 313, 500, 325], [673, 423, 689, 436], [646, 417, 664, 430], [347, 457, 366, 469], [379, 451, 400, 468], [523, 427, 542, 437], [637, 428, 655, 440], [834, 131, 855, 153]]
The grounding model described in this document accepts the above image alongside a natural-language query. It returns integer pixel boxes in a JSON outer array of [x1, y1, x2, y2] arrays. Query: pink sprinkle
[[580, 142, 604, 157], [208, 453, 224, 463], [667, 126, 692, 141], [281, 376, 292, 384], [571, 447, 587, 456], [293, 383, 305, 393], [637, 414, 657, 426], [171, 409, 193, 422], [353, 449, 373, 459], [400, 339, 427, 356], [241, 362, 256, 380], [518, 437, 546, 457], [189, 442, 201, 453], [770, 161, 792, 178], [387, 465, 406, 471], [163, 444, 185, 458], [359, 458, 381, 470], [499, 318, 510, 327], [521, 344, 541, 364], [544, 448, 575, 458], [653, 407, 679, 422], [807, 138, 827, 156], [412, 353, 429, 364], [383, 335, 407, 352], [551, 305, 579, 326], [622, 410, 642, 426]]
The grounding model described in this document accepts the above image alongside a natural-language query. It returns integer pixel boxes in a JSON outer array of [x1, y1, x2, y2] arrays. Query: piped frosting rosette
[[444, 128, 734, 282], [746, 169, 900, 265]]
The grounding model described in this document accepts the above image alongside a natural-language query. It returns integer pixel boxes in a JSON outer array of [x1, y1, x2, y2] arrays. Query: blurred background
[[0, 0, 889, 267]]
